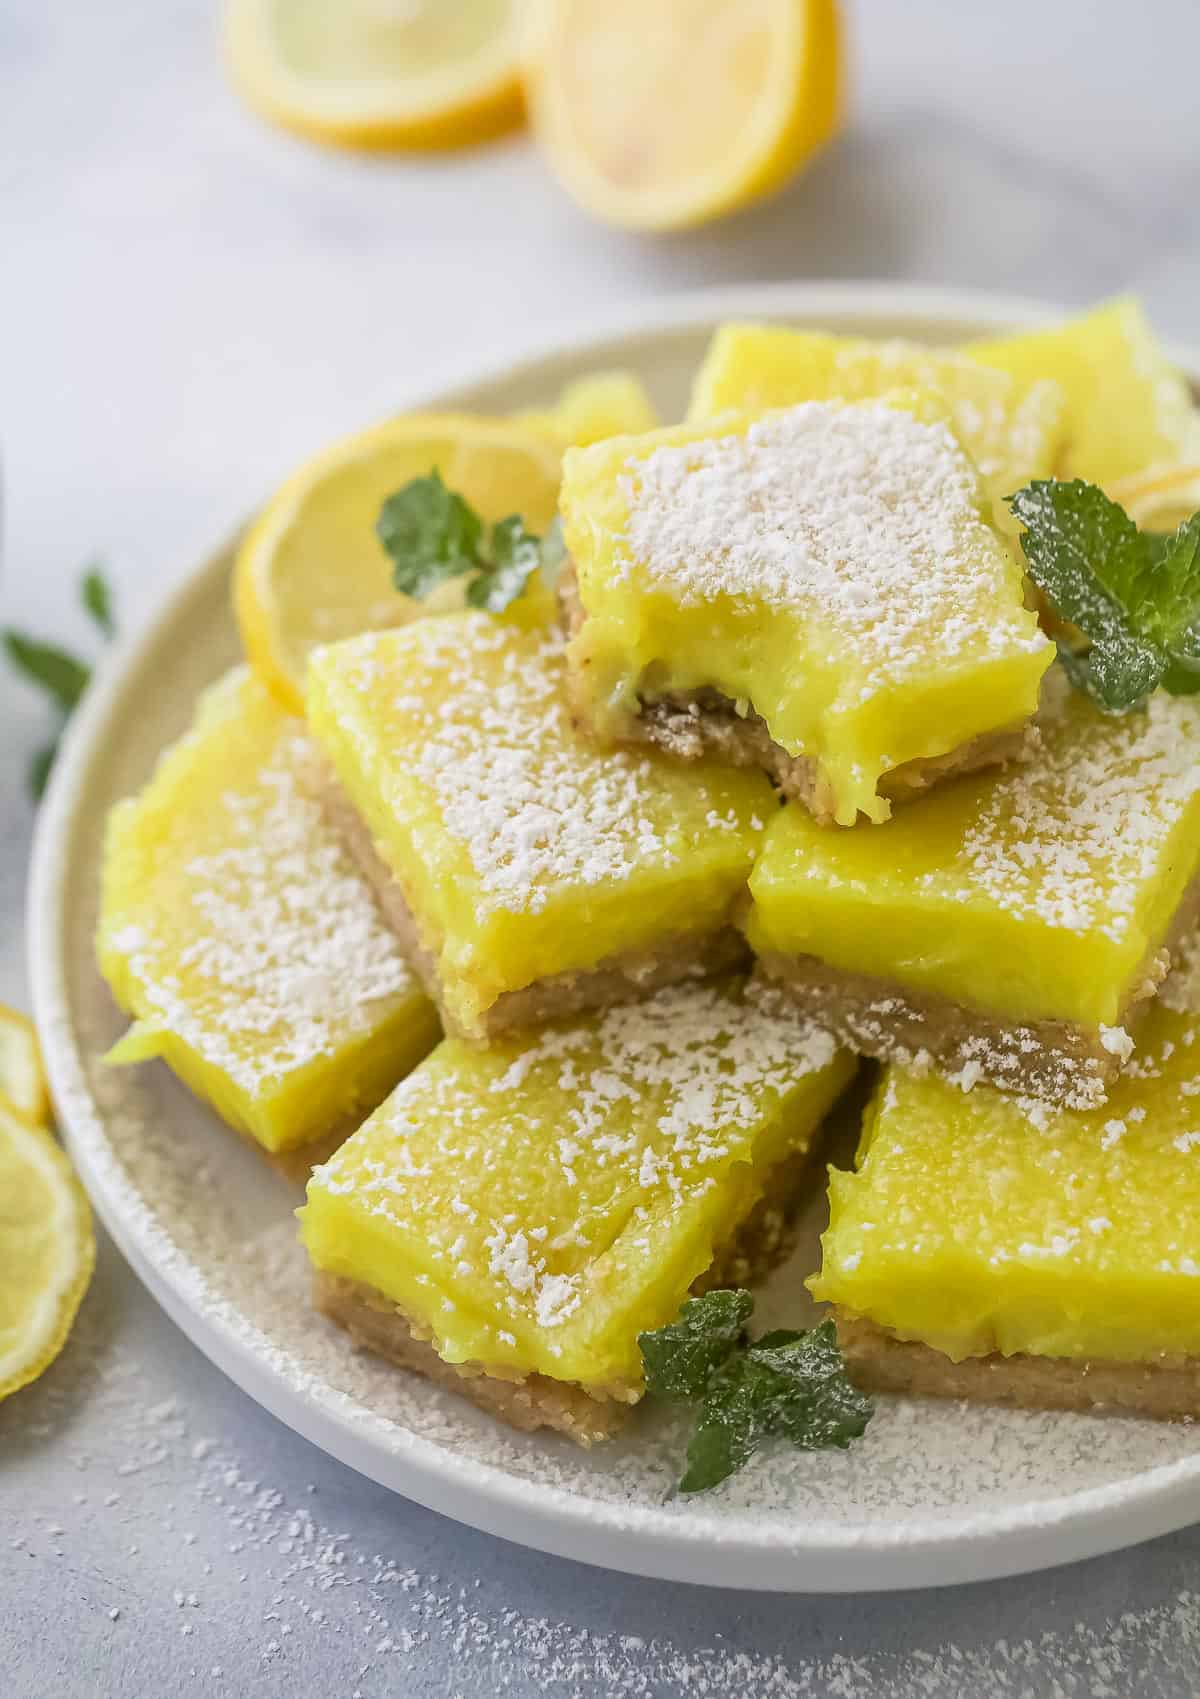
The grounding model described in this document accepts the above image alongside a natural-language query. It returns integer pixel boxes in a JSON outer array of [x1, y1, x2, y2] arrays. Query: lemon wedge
[[523, 0, 843, 231], [0, 1101, 95, 1402], [0, 1005, 50, 1127], [224, 0, 524, 150], [234, 413, 562, 712], [1110, 463, 1200, 532]]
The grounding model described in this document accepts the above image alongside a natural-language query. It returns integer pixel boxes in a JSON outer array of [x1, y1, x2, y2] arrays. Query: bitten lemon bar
[[969, 296, 1200, 489], [97, 669, 439, 1172], [300, 979, 855, 1443], [305, 613, 774, 1041], [814, 940, 1200, 1419], [560, 397, 1051, 827], [686, 323, 1065, 522], [746, 675, 1200, 1106]]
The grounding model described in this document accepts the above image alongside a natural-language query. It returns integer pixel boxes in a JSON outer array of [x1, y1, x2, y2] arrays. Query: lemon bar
[[746, 675, 1200, 1106], [97, 668, 439, 1171], [305, 613, 774, 1041], [517, 370, 660, 449], [560, 398, 1051, 827], [300, 979, 855, 1443], [687, 323, 1066, 520], [814, 940, 1200, 1418], [969, 296, 1200, 488]]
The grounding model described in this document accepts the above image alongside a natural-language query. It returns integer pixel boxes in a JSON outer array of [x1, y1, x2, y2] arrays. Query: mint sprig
[[1009, 479, 1200, 711], [4, 566, 118, 799], [377, 470, 563, 613], [639, 1291, 873, 1494]]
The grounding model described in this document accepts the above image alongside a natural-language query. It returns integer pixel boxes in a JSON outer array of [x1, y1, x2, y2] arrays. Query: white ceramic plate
[[30, 283, 1200, 1593]]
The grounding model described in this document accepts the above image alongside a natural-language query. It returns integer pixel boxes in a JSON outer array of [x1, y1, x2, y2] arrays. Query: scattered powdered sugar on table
[[618, 402, 1045, 688], [12, 1318, 1200, 1698]]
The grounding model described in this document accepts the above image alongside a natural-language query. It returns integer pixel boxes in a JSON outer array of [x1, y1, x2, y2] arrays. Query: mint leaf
[[467, 514, 542, 613], [378, 470, 485, 599], [1009, 480, 1200, 710], [747, 1322, 875, 1452], [3, 631, 91, 713], [81, 566, 116, 639], [5, 561, 119, 803], [1145, 515, 1200, 666], [678, 1354, 766, 1493], [678, 1322, 873, 1493], [640, 1293, 873, 1494], [28, 743, 58, 802], [639, 1289, 752, 1404], [378, 474, 561, 614]]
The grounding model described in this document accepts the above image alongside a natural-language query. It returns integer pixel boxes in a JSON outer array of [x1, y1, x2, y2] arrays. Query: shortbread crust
[[835, 1312, 1200, 1421], [559, 563, 1033, 823], [318, 765, 749, 1041]]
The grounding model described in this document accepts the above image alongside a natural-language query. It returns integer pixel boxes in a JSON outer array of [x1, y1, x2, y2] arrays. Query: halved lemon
[[523, 0, 843, 232], [0, 1006, 49, 1127], [224, 0, 524, 150], [0, 1101, 94, 1402], [234, 413, 563, 711]]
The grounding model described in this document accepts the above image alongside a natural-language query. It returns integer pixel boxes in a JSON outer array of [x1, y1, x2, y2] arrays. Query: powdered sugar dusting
[[16, 1325, 1200, 1695], [961, 682, 1200, 937], [326, 618, 759, 918], [618, 402, 1045, 691], [309, 983, 841, 1357], [105, 710, 420, 1095]]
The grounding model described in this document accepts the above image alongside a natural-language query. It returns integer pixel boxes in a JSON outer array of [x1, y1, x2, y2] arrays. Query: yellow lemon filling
[[745, 679, 1200, 1032], [969, 296, 1200, 489], [305, 615, 775, 1036], [813, 943, 1200, 1364], [97, 668, 438, 1155], [686, 323, 1066, 519], [561, 397, 1051, 826], [300, 979, 853, 1389]]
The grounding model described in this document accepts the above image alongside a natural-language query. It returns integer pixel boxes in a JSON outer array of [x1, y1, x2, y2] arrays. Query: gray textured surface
[[6, 3, 1200, 1694]]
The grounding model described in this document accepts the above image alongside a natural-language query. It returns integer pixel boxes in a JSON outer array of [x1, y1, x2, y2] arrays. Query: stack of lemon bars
[[97, 298, 1200, 1458]]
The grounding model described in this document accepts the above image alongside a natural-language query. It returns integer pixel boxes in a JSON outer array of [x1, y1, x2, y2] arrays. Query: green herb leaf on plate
[[639, 1288, 752, 1405], [377, 473, 563, 614], [466, 513, 543, 612], [1009, 479, 1200, 710], [639, 1295, 873, 1494], [378, 469, 485, 600]]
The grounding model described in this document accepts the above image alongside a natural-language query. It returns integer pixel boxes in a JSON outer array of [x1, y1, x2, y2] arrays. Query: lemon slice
[[523, 0, 843, 231], [1110, 463, 1200, 532], [0, 1006, 50, 1127], [224, 0, 524, 150], [0, 1101, 95, 1402], [234, 413, 563, 711]]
